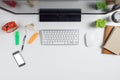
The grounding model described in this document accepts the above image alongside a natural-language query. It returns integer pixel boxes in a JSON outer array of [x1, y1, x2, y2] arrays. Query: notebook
[[102, 25, 114, 54], [103, 27, 120, 55]]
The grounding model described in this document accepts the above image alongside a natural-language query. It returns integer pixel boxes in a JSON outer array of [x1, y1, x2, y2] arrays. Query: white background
[[0, 1, 120, 80]]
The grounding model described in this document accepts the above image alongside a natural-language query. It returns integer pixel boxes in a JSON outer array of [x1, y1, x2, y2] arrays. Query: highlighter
[[28, 32, 39, 44], [15, 31, 20, 45]]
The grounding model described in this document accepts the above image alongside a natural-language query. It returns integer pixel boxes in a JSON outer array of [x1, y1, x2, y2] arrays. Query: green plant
[[96, 1, 107, 10], [96, 19, 107, 28]]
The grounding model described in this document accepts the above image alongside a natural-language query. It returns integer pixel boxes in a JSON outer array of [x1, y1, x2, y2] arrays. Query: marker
[[28, 32, 39, 44], [15, 31, 20, 45]]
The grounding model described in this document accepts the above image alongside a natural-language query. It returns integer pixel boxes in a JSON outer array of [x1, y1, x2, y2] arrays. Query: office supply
[[25, 23, 36, 32], [28, 32, 39, 44], [103, 27, 120, 55], [27, 0, 34, 7], [96, 19, 106, 28], [13, 50, 26, 67], [21, 35, 26, 52], [102, 25, 120, 54], [2, 21, 18, 33], [40, 29, 79, 45], [39, 9, 81, 22], [24, 23, 39, 44], [84, 33, 96, 47], [111, 11, 120, 23], [15, 31, 20, 45]]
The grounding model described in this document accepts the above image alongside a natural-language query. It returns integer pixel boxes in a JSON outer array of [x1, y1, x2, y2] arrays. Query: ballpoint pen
[[21, 35, 27, 52]]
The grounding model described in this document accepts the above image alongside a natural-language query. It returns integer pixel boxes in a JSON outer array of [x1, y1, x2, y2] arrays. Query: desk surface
[[0, 8, 120, 80]]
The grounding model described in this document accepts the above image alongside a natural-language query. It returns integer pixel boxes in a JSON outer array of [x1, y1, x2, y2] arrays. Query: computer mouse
[[84, 33, 96, 47]]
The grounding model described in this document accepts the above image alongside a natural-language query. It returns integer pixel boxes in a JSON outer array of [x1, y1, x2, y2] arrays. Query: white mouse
[[84, 33, 96, 47]]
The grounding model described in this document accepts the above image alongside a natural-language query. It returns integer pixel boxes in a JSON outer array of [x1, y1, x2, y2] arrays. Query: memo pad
[[104, 27, 120, 55]]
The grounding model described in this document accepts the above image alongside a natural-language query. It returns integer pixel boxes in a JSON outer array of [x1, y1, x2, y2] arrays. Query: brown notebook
[[102, 25, 120, 54]]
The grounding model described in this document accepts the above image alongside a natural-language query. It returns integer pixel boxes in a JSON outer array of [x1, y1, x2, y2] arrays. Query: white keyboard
[[40, 29, 79, 45]]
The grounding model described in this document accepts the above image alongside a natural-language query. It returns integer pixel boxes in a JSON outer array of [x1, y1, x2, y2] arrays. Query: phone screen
[[13, 51, 25, 67]]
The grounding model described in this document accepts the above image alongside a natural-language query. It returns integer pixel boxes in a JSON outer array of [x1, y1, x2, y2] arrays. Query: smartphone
[[13, 51, 26, 67]]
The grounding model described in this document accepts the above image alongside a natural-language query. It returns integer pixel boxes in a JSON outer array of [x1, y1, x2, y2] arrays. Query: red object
[[2, 21, 18, 33], [3, 0, 17, 7]]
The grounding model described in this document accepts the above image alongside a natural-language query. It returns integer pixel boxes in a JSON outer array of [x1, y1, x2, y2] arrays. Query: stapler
[[3, 0, 17, 7]]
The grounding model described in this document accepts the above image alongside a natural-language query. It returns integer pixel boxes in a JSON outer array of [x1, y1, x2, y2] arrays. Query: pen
[[21, 35, 26, 52]]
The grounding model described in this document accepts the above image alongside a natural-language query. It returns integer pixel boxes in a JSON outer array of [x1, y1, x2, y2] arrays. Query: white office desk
[[1, 9, 120, 80]]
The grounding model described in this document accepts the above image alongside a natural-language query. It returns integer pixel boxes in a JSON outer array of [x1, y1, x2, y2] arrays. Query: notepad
[[104, 27, 120, 55], [102, 25, 115, 54]]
